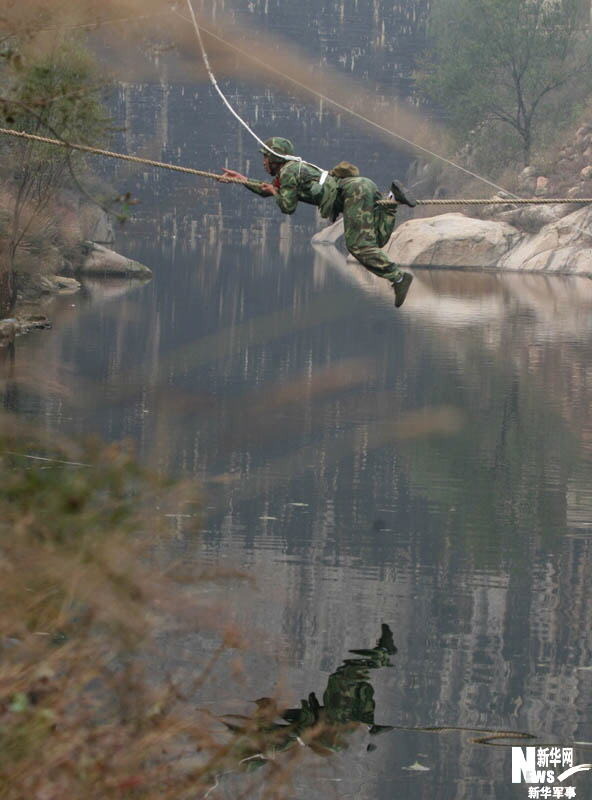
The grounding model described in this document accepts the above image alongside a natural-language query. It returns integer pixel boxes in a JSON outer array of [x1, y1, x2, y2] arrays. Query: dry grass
[[0, 414, 306, 800]]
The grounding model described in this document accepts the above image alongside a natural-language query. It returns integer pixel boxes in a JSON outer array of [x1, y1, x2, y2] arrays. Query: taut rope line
[[175, 12, 517, 198], [0, 126, 243, 183], [184, 0, 325, 173], [2, 125, 591, 205]]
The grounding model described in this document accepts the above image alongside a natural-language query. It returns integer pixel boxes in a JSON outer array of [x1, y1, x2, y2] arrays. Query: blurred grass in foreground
[[0, 415, 308, 800]]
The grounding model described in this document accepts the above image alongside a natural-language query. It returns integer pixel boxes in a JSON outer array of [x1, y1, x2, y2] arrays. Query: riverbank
[[313, 201, 592, 275], [0, 203, 152, 346]]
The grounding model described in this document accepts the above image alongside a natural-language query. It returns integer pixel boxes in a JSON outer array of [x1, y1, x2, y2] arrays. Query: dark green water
[[4, 1, 592, 795]]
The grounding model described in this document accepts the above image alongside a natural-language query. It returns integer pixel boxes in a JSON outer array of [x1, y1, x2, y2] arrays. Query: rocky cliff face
[[517, 122, 592, 203]]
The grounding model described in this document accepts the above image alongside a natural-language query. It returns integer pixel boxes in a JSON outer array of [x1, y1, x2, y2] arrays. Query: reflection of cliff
[[314, 244, 592, 468], [7, 207, 592, 800], [314, 243, 592, 335], [306, 244, 592, 771]]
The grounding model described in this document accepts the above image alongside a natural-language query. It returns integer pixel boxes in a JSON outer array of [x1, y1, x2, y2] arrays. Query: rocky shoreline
[[312, 122, 592, 276], [314, 201, 592, 276], [2, 208, 152, 346]]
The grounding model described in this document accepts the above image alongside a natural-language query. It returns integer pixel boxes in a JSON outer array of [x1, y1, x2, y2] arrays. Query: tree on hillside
[[416, 0, 592, 166], [0, 39, 109, 315]]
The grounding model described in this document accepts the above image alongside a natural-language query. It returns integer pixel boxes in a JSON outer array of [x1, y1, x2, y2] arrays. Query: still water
[[8, 229, 592, 799], [5, 1, 592, 795]]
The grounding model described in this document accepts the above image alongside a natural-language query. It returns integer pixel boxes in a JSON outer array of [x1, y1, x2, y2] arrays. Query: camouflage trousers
[[341, 177, 400, 281]]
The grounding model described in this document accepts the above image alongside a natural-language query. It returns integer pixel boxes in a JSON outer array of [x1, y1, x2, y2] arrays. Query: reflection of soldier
[[220, 624, 396, 766], [222, 137, 415, 308], [281, 622, 396, 752]]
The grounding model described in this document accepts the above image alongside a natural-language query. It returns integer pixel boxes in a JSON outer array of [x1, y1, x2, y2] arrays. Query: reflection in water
[[216, 625, 396, 778], [5, 8, 592, 793], [6, 244, 592, 799]]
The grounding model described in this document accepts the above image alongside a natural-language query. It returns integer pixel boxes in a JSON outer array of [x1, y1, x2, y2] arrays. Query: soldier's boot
[[393, 272, 413, 307], [385, 266, 413, 308], [389, 180, 417, 208]]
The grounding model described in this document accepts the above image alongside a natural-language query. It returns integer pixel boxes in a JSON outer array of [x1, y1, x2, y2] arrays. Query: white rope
[[184, 0, 325, 172], [181, 9, 592, 239], [177, 12, 516, 196]]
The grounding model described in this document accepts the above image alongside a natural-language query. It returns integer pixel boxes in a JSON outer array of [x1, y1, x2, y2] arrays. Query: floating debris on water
[[403, 762, 431, 772]]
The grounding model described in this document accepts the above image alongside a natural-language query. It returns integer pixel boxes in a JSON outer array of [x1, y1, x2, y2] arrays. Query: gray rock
[[498, 205, 592, 274], [520, 166, 537, 178], [80, 243, 152, 277], [81, 207, 115, 245], [535, 176, 550, 196], [38, 275, 81, 294], [312, 218, 344, 244], [0, 319, 17, 346], [379, 213, 523, 268], [15, 314, 52, 332], [497, 204, 573, 233]]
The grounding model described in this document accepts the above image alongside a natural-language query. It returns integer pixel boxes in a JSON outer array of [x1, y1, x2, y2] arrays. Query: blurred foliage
[[415, 0, 592, 168], [0, 418, 302, 800]]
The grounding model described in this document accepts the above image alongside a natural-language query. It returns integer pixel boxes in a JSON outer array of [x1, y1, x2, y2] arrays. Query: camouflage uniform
[[246, 160, 323, 213], [337, 176, 400, 280], [245, 137, 402, 282]]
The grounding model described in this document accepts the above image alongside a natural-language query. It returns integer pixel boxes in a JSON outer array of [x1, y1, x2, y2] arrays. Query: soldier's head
[[259, 136, 295, 175]]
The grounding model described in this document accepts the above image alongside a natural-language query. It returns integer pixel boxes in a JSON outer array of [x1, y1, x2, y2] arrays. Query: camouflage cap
[[258, 136, 295, 160]]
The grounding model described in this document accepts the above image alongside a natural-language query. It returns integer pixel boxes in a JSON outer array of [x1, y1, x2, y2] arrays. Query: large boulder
[[314, 204, 592, 275], [498, 205, 592, 274], [379, 212, 522, 268], [80, 242, 152, 277], [494, 203, 573, 232], [80, 206, 115, 245], [312, 218, 344, 244]]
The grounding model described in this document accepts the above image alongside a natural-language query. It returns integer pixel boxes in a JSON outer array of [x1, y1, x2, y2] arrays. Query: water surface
[[4, 2, 592, 795]]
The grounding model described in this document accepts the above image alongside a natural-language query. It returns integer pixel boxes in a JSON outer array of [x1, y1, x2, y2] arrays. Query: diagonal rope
[[176, 11, 592, 237], [27, 4, 590, 216], [0, 126, 245, 182], [183, 0, 325, 173], [174, 11, 519, 197]]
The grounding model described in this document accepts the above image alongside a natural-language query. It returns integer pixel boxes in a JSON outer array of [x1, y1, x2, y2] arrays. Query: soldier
[[221, 137, 416, 308]]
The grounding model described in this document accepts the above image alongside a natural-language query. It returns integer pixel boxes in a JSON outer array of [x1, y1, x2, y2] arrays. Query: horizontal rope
[[1, 126, 591, 205], [380, 197, 592, 206]]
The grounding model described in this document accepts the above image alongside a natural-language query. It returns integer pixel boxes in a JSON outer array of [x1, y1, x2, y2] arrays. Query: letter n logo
[[512, 747, 537, 783]]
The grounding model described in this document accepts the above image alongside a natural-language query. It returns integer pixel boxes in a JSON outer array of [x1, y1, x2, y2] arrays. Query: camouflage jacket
[[245, 161, 324, 214]]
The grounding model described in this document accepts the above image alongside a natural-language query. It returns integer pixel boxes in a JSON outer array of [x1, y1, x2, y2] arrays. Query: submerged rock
[[0, 318, 17, 346], [38, 275, 81, 294], [80, 242, 152, 277]]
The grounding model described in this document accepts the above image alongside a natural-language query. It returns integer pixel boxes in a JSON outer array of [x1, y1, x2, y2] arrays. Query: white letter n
[[512, 747, 536, 783]]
